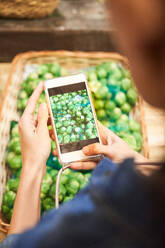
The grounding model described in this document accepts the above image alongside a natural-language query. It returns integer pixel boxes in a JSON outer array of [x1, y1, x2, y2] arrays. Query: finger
[[37, 103, 49, 133], [24, 82, 44, 115], [70, 161, 97, 170], [82, 143, 114, 159], [53, 149, 58, 156]]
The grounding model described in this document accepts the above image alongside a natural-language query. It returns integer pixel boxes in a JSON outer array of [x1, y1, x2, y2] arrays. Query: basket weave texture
[[0, 0, 59, 19], [0, 50, 149, 235]]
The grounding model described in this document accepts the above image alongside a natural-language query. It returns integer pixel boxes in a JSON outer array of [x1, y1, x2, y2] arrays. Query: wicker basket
[[0, 0, 59, 19], [0, 50, 149, 236]]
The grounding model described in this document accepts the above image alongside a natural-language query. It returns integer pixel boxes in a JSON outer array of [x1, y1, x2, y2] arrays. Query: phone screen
[[48, 82, 99, 154]]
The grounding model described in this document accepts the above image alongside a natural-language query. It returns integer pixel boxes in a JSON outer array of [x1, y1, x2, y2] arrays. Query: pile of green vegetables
[[87, 62, 142, 152], [2, 61, 142, 222], [51, 90, 97, 144]]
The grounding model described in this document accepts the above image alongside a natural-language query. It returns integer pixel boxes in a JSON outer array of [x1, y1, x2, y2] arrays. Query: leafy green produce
[[121, 102, 131, 114], [6, 178, 20, 193], [66, 179, 80, 195], [121, 78, 132, 91], [127, 88, 138, 106], [115, 92, 126, 106], [42, 197, 54, 211], [3, 191, 16, 208], [129, 120, 141, 132]]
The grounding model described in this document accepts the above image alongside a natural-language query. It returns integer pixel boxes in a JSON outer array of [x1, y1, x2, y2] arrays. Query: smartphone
[[45, 73, 102, 165]]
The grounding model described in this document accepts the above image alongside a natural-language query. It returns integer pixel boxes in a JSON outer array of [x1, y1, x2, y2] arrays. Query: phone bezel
[[44, 73, 102, 165]]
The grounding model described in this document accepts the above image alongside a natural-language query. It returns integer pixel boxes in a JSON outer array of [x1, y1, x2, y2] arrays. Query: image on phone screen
[[48, 82, 99, 154]]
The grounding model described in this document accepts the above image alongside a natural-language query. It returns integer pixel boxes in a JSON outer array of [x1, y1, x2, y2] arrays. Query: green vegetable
[[43, 173, 53, 185], [121, 78, 132, 91], [96, 109, 107, 120], [3, 191, 16, 208], [8, 155, 22, 171], [115, 92, 126, 106], [110, 107, 122, 120], [129, 120, 141, 132], [6, 178, 20, 192], [127, 88, 138, 106], [121, 102, 131, 114], [42, 197, 54, 211], [94, 100, 104, 110], [66, 179, 80, 195], [105, 100, 116, 111]]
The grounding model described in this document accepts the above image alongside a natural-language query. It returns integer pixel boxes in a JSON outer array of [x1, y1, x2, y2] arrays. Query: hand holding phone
[[45, 73, 102, 165]]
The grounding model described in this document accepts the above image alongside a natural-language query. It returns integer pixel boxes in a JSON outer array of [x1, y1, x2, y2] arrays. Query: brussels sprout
[[110, 107, 122, 120], [37, 64, 49, 76], [94, 100, 104, 110], [110, 67, 123, 81], [70, 134, 77, 143], [6, 178, 20, 193], [80, 181, 88, 189], [66, 179, 80, 195], [85, 129, 93, 138], [63, 135, 70, 144], [11, 125, 19, 137], [8, 137, 20, 150], [115, 92, 126, 106], [127, 88, 138, 106], [43, 173, 53, 185], [96, 109, 107, 120], [49, 169, 58, 182], [2, 205, 10, 215], [105, 100, 116, 111], [42, 197, 54, 211], [41, 182, 50, 195], [121, 102, 131, 114], [6, 152, 15, 165], [94, 86, 109, 99], [49, 63, 61, 76], [97, 67, 107, 79], [8, 156, 22, 171], [87, 70, 97, 82], [129, 120, 141, 132], [60, 174, 68, 185], [18, 90, 28, 100], [121, 78, 132, 91], [73, 172, 85, 184], [3, 191, 16, 208], [119, 114, 129, 123]]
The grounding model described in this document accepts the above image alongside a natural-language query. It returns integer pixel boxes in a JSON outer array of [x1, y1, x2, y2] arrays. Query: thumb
[[37, 103, 49, 132], [82, 143, 114, 160]]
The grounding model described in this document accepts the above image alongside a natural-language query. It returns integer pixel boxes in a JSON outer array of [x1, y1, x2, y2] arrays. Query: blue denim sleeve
[[0, 234, 20, 248], [1, 157, 153, 248]]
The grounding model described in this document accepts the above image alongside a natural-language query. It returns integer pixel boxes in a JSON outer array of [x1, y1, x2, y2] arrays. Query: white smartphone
[[44, 73, 102, 165]]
